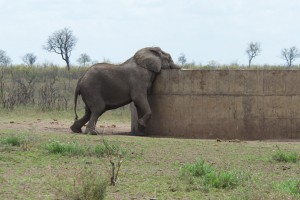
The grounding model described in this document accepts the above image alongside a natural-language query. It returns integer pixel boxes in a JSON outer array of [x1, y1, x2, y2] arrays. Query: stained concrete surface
[[131, 69, 300, 140]]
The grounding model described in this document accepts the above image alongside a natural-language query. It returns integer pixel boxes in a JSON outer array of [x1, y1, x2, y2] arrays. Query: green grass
[[1, 131, 299, 199], [181, 158, 213, 177], [44, 139, 127, 158], [44, 140, 86, 155], [0, 134, 34, 151], [1, 109, 300, 199], [52, 167, 108, 200], [272, 146, 299, 163], [96, 139, 127, 157], [275, 179, 300, 196], [181, 158, 246, 189], [0, 136, 21, 146]]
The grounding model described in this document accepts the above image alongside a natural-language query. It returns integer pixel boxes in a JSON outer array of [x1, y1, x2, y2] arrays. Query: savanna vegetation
[[2, 64, 300, 111], [0, 65, 300, 199], [0, 119, 300, 199], [0, 65, 86, 111]]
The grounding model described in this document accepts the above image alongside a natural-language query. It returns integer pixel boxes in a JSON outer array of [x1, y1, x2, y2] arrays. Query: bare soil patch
[[0, 118, 131, 135]]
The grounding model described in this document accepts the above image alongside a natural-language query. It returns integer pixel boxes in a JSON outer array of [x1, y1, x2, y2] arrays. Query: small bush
[[181, 158, 213, 177], [45, 139, 127, 186], [98, 139, 127, 186], [54, 167, 107, 200], [207, 170, 240, 189], [272, 147, 299, 163], [103, 139, 127, 157], [45, 140, 85, 156], [181, 158, 244, 189], [1, 136, 21, 146], [0, 134, 34, 151], [18, 134, 34, 151], [94, 144, 107, 156], [94, 139, 127, 157], [275, 179, 300, 196]]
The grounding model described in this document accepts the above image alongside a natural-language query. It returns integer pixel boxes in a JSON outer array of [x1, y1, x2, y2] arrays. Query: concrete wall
[[131, 69, 300, 140]]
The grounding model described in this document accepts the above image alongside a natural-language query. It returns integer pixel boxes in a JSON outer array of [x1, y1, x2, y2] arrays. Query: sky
[[1, 0, 300, 66]]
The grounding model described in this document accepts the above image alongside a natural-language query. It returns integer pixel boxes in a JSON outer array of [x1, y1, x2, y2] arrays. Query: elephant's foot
[[85, 127, 98, 135], [134, 124, 147, 136], [134, 131, 147, 136], [70, 124, 82, 133], [138, 119, 147, 128]]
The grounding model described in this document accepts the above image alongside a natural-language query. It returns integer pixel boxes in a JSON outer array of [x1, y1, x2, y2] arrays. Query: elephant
[[70, 47, 180, 134]]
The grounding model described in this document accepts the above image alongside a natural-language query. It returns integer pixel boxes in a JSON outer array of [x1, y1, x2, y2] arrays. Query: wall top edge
[[162, 69, 300, 72]]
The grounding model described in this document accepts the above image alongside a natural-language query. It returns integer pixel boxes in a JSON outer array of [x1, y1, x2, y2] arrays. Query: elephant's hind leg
[[70, 107, 91, 133]]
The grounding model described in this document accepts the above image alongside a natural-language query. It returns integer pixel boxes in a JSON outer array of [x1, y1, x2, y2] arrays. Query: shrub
[[54, 167, 107, 200], [45, 140, 85, 155], [272, 146, 299, 163], [0, 134, 34, 151], [207, 170, 240, 189], [45, 139, 127, 186], [181, 158, 245, 189], [94, 144, 107, 156], [98, 139, 127, 186], [181, 158, 213, 177], [0, 136, 21, 146]]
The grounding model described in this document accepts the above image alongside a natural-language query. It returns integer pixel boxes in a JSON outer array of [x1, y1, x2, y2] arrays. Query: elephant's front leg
[[133, 95, 152, 128]]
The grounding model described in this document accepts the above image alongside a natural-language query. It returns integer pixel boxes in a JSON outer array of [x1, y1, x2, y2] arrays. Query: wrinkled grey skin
[[70, 47, 180, 134]]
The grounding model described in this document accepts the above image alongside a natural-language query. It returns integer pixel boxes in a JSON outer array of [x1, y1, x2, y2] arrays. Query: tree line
[[0, 28, 93, 69], [178, 42, 300, 68], [0, 66, 87, 110]]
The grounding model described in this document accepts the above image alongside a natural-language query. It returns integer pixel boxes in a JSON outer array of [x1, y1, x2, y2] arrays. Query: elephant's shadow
[[77, 124, 149, 137]]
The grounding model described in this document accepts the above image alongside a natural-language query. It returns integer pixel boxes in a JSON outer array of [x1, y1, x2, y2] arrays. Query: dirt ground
[[1, 116, 300, 142], [0, 118, 131, 135]]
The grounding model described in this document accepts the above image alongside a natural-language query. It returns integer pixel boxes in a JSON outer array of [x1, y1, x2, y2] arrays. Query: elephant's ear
[[134, 47, 162, 73]]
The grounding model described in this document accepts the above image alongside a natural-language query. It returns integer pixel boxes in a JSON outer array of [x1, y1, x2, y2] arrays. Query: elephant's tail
[[74, 85, 80, 121]]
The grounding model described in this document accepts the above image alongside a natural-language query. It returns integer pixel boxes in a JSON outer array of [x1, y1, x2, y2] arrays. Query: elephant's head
[[134, 47, 180, 73]]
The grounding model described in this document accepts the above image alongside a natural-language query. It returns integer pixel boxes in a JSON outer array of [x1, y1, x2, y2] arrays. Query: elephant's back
[[86, 63, 117, 73], [83, 63, 123, 79], [80, 63, 131, 95]]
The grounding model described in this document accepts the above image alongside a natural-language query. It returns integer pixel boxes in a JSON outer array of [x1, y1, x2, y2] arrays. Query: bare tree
[[22, 53, 37, 66], [281, 46, 300, 67], [77, 53, 91, 67], [43, 28, 77, 70], [0, 50, 12, 66], [246, 42, 261, 68], [178, 53, 187, 65]]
